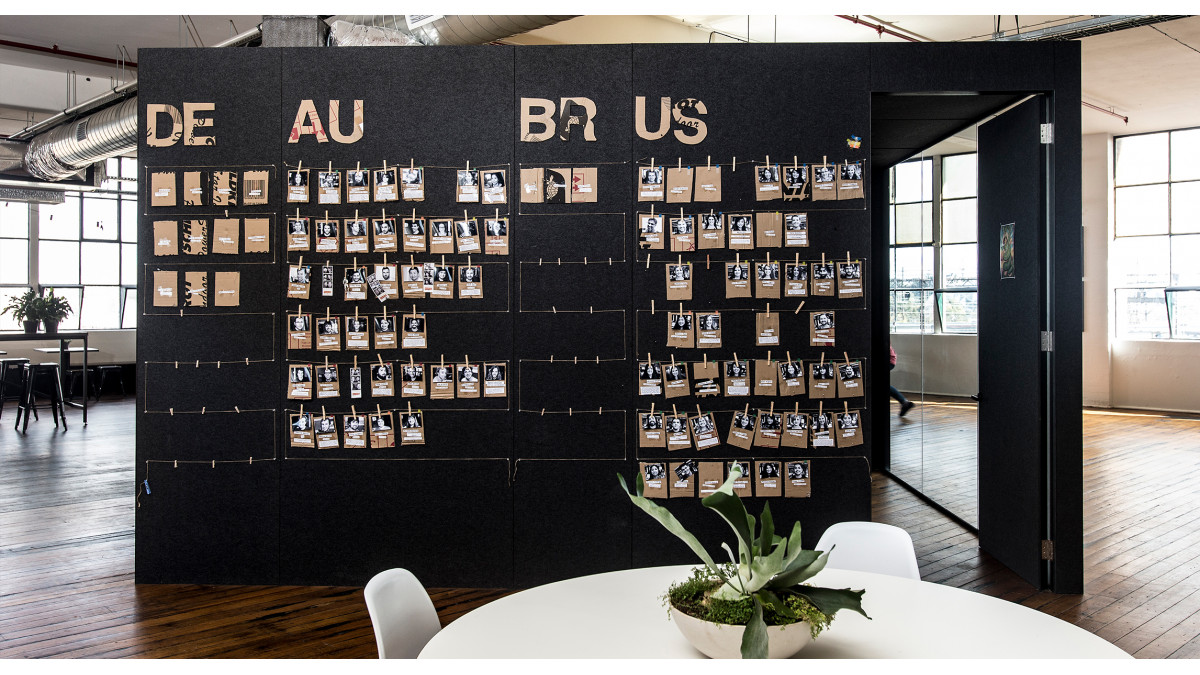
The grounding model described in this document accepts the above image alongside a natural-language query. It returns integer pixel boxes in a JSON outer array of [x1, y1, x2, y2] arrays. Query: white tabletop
[[420, 565, 1129, 659]]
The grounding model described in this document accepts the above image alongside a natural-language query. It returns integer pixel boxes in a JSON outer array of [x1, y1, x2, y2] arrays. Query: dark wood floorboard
[[2, 397, 1199, 657]]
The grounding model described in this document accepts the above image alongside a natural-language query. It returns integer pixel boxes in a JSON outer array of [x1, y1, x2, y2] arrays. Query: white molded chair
[[814, 521, 921, 580], [364, 568, 442, 658]]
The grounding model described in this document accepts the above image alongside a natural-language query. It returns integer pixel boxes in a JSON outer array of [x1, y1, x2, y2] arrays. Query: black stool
[[0, 357, 30, 420], [66, 366, 97, 402], [15, 363, 68, 433], [95, 365, 126, 399]]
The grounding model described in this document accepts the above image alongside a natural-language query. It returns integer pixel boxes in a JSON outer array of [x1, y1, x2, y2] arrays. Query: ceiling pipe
[[1082, 101, 1129, 124], [325, 15, 576, 46], [835, 15, 922, 43], [991, 15, 1187, 41], [0, 38, 138, 69]]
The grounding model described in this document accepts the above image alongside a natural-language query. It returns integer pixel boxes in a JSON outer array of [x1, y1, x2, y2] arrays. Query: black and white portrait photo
[[788, 461, 809, 480], [811, 362, 835, 380], [812, 412, 832, 432], [760, 413, 781, 431], [757, 166, 779, 183], [815, 165, 835, 183], [456, 220, 478, 238], [698, 313, 720, 331], [669, 313, 692, 331], [690, 415, 714, 435], [786, 264, 808, 281], [841, 163, 863, 181], [640, 215, 662, 234], [403, 266, 423, 283], [639, 362, 662, 381], [701, 213, 721, 230], [318, 171, 340, 189], [839, 363, 862, 380], [785, 213, 808, 231], [459, 266, 481, 283], [375, 219, 395, 235], [485, 365, 505, 381], [374, 316, 395, 334], [641, 413, 662, 430], [291, 315, 310, 331], [644, 463, 665, 480], [402, 168, 423, 185], [458, 365, 479, 382], [786, 413, 808, 431], [726, 361, 747, 378], [727, 263, 748, 280], [318, 318, 340, 336], [431, 366, 453, 383], [666, 416, 686, 434], [348, 170, 368, 187], [317, 366, 338, 383], [668, 264, 691, 281], [291, 413, 312, 432], [485, 219, 507, 236], [674, 460, 696, 480], [289, 218, 308, 234], [641, 167, 663, 185], [318, 221, 338, 239], [758, 262, 779, 280], [785, 166, 806, 186], [839, 412, 860, 430], [482, 171, 504, 189], [670, 217, 694, 235], [345, 415, 365, 433], [780, 361, 803, 379], [664, 364, 686, 382], [729, 215, 751, 232], [402, 365, 423, 382], [372, 364, 392, 382], [731, 461, 751, 478], [289, 365, 312, 383], [346, 220, 367, 237], [813, 263, 835, 280], [347, 317, 368, 334], [839, 262, 862, 280], [316, 416, 337, 433], [405, 317, 425, 334], [289, 265, 311, 284], [813, 312, 835, 331], [403, 219, 425, 236], [345, 267, 366, 285], [288, 170, 308, 187], [759, 462, 780, 479], [432, 220, 452, 238], [433, 267, 453, 283], [402, 412, 422, 429], [374, 169, 394, 186], [371, 414, 391, 431], [457, 170, 478, 186], [733, 412, 755, 430]]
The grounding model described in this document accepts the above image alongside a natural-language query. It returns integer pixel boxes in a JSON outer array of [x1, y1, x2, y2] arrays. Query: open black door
[[977, 96, 1047, 588]]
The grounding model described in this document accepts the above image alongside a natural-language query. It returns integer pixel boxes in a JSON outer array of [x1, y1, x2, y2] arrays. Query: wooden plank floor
[[2, 397, 1199, 658], [888, 394, 979, 527]]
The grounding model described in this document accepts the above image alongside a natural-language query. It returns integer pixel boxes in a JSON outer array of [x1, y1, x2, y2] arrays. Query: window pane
[[894, 159, 932, 203], [892, 246, 934, 289], [1172, 181, 1200, 234], [1115, 184, 1169, 236], [0, 287, 32, 330], [1110, 235, 1170, 287], [894, 203, 932, 244], [122, 288, 138, 328], [39, 195, 80, 240], [0, 202, 29, 237], [1115, 288, 1169, 339], [941, 244, 978, 288], [80, 286, 119, 330], [1171, 235, 1200, 287], [1167, 289, 1200, 340], [1171, 129, 1200, 182], [102, 158, 121, 191], [122, 243, 138, 286], [81, 242, 119, 285], [121, 198, 138, 242], [82, 195, 119, 240], [942, 154, 977, 199], [891, 290, 934, 333], [0, 239, 29, 284], [39, 241, 80, 284], [43, 287, 81, 331], [121, 157, 138, 192], [942, 198, 977, 243], [889, 206, 896, 245], [1115, 133, 1169, 186], [938, 292, 977, 333]]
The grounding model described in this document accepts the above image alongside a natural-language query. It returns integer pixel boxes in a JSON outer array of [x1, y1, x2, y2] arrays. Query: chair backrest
[[363, 568, 442, 658], [814, 521, 921, 580]]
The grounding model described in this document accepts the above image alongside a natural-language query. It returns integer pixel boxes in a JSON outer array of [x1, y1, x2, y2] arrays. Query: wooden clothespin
[[794, 300, 806, 314], [706, 155, 711, 168]]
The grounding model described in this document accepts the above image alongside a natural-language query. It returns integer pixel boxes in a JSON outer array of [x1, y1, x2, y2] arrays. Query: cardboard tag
[[666, 167, 693, 203], [837, 261, 863, 298], [400, 411, 425, 445], [727, 410, 755, 450], [812, 262, 836, 296], [638, 361, 663, 396], [484, 363, 507, 398], [663, 362, 689, 400], [837, 162, 865, 200], [153, 221, 178, 256], [374, 264, 398, 299], [836, 410, 864, 448], [287, 169, 309, 203], [669, 460, 697, 498], [374, 168, 398, 202], [244, 218, 270, 253], [430, 266, 454, 299], [346, 169, 371, 204], [401, 167, 425, 201], [837, 361, 864, 397], [543, 168, 569, 204], [371, 362, 394, 397], [401, 363, 426, 397], [753, 411, 782, 448], [288, 314, 312, 350], [370, 413, 395, 448], [665, 414, 691, 451], [317, 170, 341, 204], [346, 316, 370, 350], [481, 169, 507, 204], [570, 167, 598, 203], [665, 263, 692, 301], [458, 265, 483, 299], [785, 262, 809, 297], [402, 314, 427, 349], [809, 362, 837, 399], [697, 212, 724, 249], [288, 364, 313, 400], [755, 212, 782, 248], [784, 213, 809, 247], [755, 261, 781, 298], [755, 164, 782, 201], [812, 163, 836, 201], [321, 265, 334, 297], [348, 367, 363, 399], [756, 461, 783, 497], [725, 262, 751, 298], [373, 315, 397, 349], [638, 213, 664, 250], [344, 267, 368, 301], [214, 272, 239, 306], [455, 219, 481, 253], [811, 311, 836, 346], [640, 462, 669, 498], [783, 165, 808, 194], [519, 168, 543, 204], [457, 364, 481, 399], [785, 461, 812, 497], [727, 461, 753, 497], [697, 462, 724, 496], [181, 220, 208, 255], [692, 362, 721, 396], [316, 365, 340, 399], [211, 219, 239, 254], [402, 265, 425, 298], [290, 413, 314, 447], [211, 171, 236, 207], [316, 317, 341, 351], [402, 218, 426, 253], [484, 218, 509, 255], [696, 312, 722, 348], [724, 360, 750, 397], [184, 271, 207, 307], [638, 166, 664, 202], [728, 214, 754, 250], [367, 218, 396, 252], [152, 270, 177, 306], [782, 413, 809, 448], [456, 169, 480, 203], [690, 413, 720, 450], [315, 220, 340, 253], [243, 170, 269, 205], [639, 412, 666, 448], [666, 311, 694, 348], [778, 360, 806, 396], [693, 166, 722, 202], [753, 359, 777, 396], [343, 414, 368, 448], [429, 219, 455, 254], [287, 218, 310, 251], [316, 415, 339, 448], [429, 365, 455, 399], [756, 312, 780, 347], [811, 412, 835, 447], [344, 219, 370, 253], [183, 171, 204, 206], [150, 171, 176, 207], [669, 216, 695, 252]]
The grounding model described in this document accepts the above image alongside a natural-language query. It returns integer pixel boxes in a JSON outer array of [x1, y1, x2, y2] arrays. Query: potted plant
[[619, 465, 869, 659], [32, 290, 72, 335], [2, 289, 40, 334]]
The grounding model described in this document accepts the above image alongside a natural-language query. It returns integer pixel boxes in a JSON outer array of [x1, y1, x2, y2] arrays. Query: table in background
[[419, 565, 1130, 659], [0, 332, 91, 425]]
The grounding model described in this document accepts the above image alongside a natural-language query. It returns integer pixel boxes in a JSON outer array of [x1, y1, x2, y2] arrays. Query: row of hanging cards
[[636, 159, 864, 203], [285, 215, 508, 255], [638, 459, 811, 499], [286, 166, 507, 205]]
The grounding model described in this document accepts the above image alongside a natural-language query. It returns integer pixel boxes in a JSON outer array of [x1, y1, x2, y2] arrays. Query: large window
[[889, 153, 978, 334], [0, 202, 32, 331], [1113, 128, 1200, 340]]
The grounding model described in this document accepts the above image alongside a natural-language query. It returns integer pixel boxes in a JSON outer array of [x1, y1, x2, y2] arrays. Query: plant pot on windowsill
[[42, 320, 60, 335], [22, 320, 38, 334], [30, 291, 72, 337]]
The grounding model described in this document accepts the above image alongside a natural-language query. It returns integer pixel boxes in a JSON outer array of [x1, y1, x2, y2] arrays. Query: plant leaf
[[792, 585, 871, 620], [757, 501, 775, 557], [771, 548, 828, 588], [618, 473, 720, 575], [755, 589, 800, 620], [740, 597, 769, 659], [700, 468, 754, 566], [782, 521, 804, 566]]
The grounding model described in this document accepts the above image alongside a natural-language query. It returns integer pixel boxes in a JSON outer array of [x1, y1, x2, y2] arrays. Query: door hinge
[[1041, 540, 1055, 560], [1040, 123, 1053, 144], [1041, 331, 1054, 352]]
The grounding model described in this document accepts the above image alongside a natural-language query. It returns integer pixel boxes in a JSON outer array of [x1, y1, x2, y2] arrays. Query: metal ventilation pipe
[[23, 97, 138, 181], [327, 15, 576, 45]]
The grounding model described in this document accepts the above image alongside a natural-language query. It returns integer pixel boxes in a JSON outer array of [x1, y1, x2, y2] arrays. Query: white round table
[[420, 565, 1130, 658]]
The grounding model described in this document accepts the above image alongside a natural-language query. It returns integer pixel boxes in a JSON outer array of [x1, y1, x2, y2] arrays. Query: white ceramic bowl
[[670, 606, 813, 659]]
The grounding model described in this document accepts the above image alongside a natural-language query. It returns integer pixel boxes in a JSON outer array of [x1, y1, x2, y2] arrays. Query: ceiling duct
[[0, 139, 27, 174], [992, 15, 1188, 41], [326, 15, 576, 46], [23, 97, 138, 182], [0, 185, 66, 205]]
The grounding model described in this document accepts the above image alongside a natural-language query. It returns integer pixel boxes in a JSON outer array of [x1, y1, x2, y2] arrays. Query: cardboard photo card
[[697, 461, 724, 497], [783, 164, 808, 192], [784, 212, 809, 247], [696, 211, 725, 249], [669, 216, 695, 252], [639, 411, 667, 448], [348, 366, 363, 399], [401, 265, 425, 298], [369, 412, 395, 448], [315, 415, 340, 449], [726, 461, 753, 497], [778, 360, 806, 396], [725, 262, 752, 298], [785, 262, 809, 297], [756, 311, 780, 347], [344, 266, 369, 301], [690, 412, 720, 451], [724, 359, 751, 397], [640, 462, 669, 498], [519, 167, 543, 203], [693, 166, 722, 202], [455, 218, 481, 253], [663, 362, 690, 399], [837, 161, 866, 200], [754, 359, 778, 396], [809, 361, 837, 398], [666, 311, 694, 349], [666, 167, 694, 203], [542, 168, 569, 204], [638, 360, 663, 396], [184, 271, 208, 307], [483, 363, 507, 398], [755, 261, 781, 298], [316, 364, 340, 399], [727, 213, 754, 249], [695, 312, 722, 348], [183, 171, 204, 206], [287, 217, 310, 251], [373, 315, 397, 350], [665, 414, 691, 451], [753, 411, 782, 448], [288, 314, 312, 350], [287, 169, 310, 203], [571, 167, 598, 203], [836, 410, 864, 448], [287, 264, 311, 299], [214, 272, 240, 306], [481, 169, 507, 205], [150, 171, 176, 207], [152, 270, 177, 306], [456, 169, 480, 203], [430, 265, 455, 299], [181, 220, 208, 255], [402, 217, 426, 253], [371, 362, 394, 397], [727, 409, 756, 450], [402, 313, 427, 349], [429, 219, 455, 254], [638, 213, 665, 250], [812, 163, 837, 201], [429, 364, 455, 399], [453, 265, 482, 300], [346, 169, 371, 204], [401, 167, 425, 201], [374, 167, 399, 202], [812, 262, 836, 296], [374, 264, 398, 298], [665, 262, 693, 301], [243, 169, 269, 205], [315, 219, 340, 253], [211, 171, 237, 207], [755, 164, 782, 201], [692, 362, 721, 397], [837, 361, 864, 397], [344, 218, 370, 253], [342, 414, 368, 449], [316, 317, 342, 351], [785, 460, 812, 497], [211, 218, 239, 254], [371, 218, 398, 252], [811, 411, 835, 447], [401, 362, 426, 397], [755, 212, 782, 248], [400, 410, 425, 446], [638, 165, 665, 202], [781, 413, 809, 449], [317, 169, 341, 205], [756, 461, 783, 497], [288, 363, 314, 400], [669, 460, 698, 498], [345, 316, 371, 350], [457, 363, 481, 399], [321, 265, 335, 297], [290, 413, 314, 447], [153, 221, 178, 256], [811, 311, 836, 346], [422, 262, 438, 293], [837, 260, 864, 298], [484, 218, 509, 255]]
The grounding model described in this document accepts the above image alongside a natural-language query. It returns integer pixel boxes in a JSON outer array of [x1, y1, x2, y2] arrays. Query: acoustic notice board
[[135, 42, 1080, 588]]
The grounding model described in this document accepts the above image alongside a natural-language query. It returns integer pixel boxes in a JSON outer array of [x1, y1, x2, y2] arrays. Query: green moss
[[664, 567, 836, 640]]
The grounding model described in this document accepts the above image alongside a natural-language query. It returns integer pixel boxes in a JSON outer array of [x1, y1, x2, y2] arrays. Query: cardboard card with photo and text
[[638, 165, 665, 202], [639, 462, 669, 498], [153, 221, 178, 256], [755, 212, 782, 248], [835, 410, 864, 448], [755, 461, 783, 497], [152, 270, 177, 306], [784, 460, 812, 497], [808, 361, 837, 399], [287, 364, 313, 400], [184, 271, 207, 307], [243, 170, 269, 205], [369, 412, 395, 448], [484, 218, 509, 255], [286, 169, 309, 203], [726, 410, 755, 450], [727, 213, 754, 250], [781, 412, 809, 449], [639, 412, 667, 448], [755, 164, 782, 202], [287, 217, 310, 251], [726, 461, 753, 497], [662, 362, 689, 400], [753, 359, 777, 396], [810, 311, 836, 346], [696, 211, 724, 249], [290, 413, 314, 447], [211, 218, 239, 255], [665, 262, 692, 301], [400, 411, 426, 445], [693, 166, 722, 202], [669, 460, 698, 498], [666, 167, 693, 203]]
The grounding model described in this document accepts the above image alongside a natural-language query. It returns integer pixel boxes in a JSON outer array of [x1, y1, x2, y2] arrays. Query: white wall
[[1081, 133, 1113, 407], [891, 334, 978, 397]]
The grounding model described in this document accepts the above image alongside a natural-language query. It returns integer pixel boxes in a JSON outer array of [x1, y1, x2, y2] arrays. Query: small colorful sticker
[[846, 135, 862, 150]]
